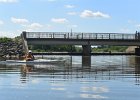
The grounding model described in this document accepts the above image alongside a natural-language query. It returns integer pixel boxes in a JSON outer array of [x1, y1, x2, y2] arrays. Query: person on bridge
[[24, 50, 34, 61]]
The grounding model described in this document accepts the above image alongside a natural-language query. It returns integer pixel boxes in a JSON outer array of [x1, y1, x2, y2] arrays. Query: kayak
[[0, 59, 66, 65]]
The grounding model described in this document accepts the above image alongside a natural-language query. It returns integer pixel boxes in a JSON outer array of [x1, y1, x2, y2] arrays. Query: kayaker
[[25, 50, 34, 61]]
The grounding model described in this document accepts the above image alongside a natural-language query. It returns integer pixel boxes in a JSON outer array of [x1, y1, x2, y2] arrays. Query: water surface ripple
[[0, 56, 140, 100]]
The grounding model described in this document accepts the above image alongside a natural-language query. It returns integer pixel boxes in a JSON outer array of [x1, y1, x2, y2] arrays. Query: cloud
[[29, 23, 43, 29], [51, 18, 69, 24], [25, 23, 43, 31], [0, 20, 4, 25], [136, 24, 140, 28], [11, 17, 43, 32], [0, 31, 16, 37], [80, 10, 110, 18], [0, 0, 18, 3], [65, 5, 75, 8], [11, 17, 29, 25], [67, 12, 77, 15]]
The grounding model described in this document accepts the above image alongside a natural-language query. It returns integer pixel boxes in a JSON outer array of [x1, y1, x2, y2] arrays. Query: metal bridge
[[25, 32, 136, 39], [21, 31, 140, 56]]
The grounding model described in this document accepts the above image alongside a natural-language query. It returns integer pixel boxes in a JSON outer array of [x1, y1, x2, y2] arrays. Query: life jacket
[[25, 53, 34, 61]]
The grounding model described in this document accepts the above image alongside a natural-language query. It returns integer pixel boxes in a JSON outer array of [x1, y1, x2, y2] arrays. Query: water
[[0, 56, 140, 100]]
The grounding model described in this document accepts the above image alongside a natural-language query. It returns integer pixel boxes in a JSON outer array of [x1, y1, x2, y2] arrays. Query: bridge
[[21, 31, 140, 56]]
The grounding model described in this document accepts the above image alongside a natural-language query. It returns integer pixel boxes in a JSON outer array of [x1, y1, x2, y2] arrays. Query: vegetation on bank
[[29, 45, 128, 53], [92, 46, 128, 53], [0, 36, 21, 43], [29, 45, 77, 52], [0, 37, 13, 43]]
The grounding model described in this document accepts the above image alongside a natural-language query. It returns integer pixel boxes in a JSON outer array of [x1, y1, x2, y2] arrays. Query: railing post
[[95, 33, 97, 39], [109, 34, 110, 39], [122, 34, 124, 39], [68, 33, 69, 39], [64, 34, 66, 38], [89, 34, 91, 39], [53, 33, 54, 38], [114, 35, 115, 39], [82, 33, 83, 39]]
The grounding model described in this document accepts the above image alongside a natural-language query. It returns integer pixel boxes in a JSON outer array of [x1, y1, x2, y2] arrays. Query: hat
[[28, 50, 32, 53]]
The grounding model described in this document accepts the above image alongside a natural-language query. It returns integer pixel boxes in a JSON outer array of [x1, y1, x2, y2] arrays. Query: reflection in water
[[134, 57, 140, 85], [134, 57, 140, 74], [82, 56, 91, 67], [1, 56, 140, 100], [128, 56, 140, 85], [20, 64, 34, 83], [16, 56, 140, 83]]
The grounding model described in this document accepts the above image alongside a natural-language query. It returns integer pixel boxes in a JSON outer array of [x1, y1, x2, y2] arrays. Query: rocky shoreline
[[0, 41, 24, 58]]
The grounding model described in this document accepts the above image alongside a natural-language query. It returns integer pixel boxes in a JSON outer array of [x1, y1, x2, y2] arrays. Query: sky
[[0, 0, 140, 37]]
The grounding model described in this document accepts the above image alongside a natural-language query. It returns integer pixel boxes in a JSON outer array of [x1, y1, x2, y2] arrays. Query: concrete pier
[[82, 56, 91, 67], [135, 47, 140, 56], [82, 45, 91, 56]]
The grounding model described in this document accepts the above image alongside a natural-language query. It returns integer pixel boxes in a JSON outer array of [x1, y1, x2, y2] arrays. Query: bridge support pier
[[135, 47, 140, 56], [82, 45, 91, 67], [82, 56, 91, 67], [82, 45, 91, 56]]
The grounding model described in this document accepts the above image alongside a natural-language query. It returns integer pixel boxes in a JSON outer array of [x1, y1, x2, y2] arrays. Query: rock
[[126, 46, 137, 53], [0, 41, 24, 57]]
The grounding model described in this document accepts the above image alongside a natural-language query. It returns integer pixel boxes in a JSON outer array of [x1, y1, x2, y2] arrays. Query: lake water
[[0, 55, 140, 100]]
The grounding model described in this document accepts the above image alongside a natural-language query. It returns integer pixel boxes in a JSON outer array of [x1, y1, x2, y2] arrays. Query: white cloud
[[0, 0, 18, 3], [65, 5, 75, 8], [25, 23, 43, 31], [0, 20, 4, 25], [29, 23, 43, 29], [0, 31, 17, 37], [51, 18, 69, 24], [80, 10, 110, 18], [136, 24, 140, 28], [11, 17, 29, 25], [67, 12, 77, 15]]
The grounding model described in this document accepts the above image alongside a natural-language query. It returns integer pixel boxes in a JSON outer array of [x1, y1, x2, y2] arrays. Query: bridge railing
[[25, 32, 136, 40]]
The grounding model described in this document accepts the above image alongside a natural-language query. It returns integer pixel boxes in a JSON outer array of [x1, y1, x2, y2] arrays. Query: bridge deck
[[24, 32, 138, 40]]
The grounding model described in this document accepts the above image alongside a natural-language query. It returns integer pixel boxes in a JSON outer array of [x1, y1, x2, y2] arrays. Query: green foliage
[[14, 36, 21, 43], [75, 47, 82, 52], [92, 46, 128, 53], [31, 45, 77, 52], [0, 37, 13, 43]]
